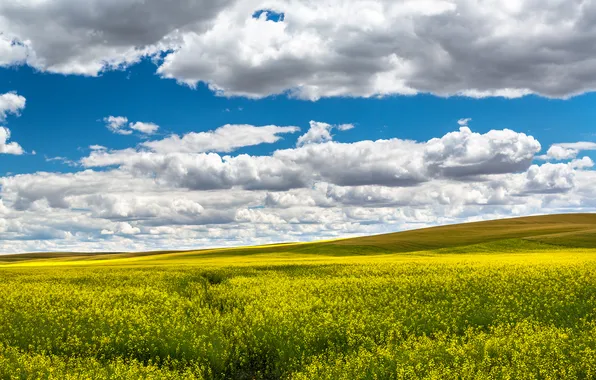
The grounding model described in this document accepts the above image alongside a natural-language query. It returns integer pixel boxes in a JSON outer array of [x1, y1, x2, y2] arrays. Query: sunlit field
[[1, 214, 596, 379]]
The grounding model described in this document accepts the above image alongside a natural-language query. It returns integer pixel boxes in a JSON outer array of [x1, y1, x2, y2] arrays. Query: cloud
[[155, 0, 596, 100], [458, 118, 471, 126], [102, 222, 140, 236], [0, 0, 234, 75], [80, 124, 541, 193], [423, 127, 540, 178], [296, 120, 354, 146], [129, 121, 159, 135], [1, 154, 595, 253], [142, 124, 300, 153], [337, 123, 355, 131], [4, 1, 596, 99], [570, 156, 595, 169], [521, 163, 576, 194], [0, 92, 26, 155], [45, 156, 77, 166], [0, 117, 594, 253], [0, 35, 28, 66], [0, 92, 26, 121], [104, 116, 131, 135], [540, 142, 596, 161], [104, 116, 160, 135], [0, 126, 24, 155]]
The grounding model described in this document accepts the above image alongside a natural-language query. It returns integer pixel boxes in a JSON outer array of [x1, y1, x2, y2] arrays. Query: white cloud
[[142, 123, 300, 153], [104, 116, 160, 135], [45, 156, 77, 166], [1, 119, 595, 254], [0, 92, 26, 121], [423, 127, 540, 177], [102, 222, 141, 236], [0, 35, 28, 66], [5, 1, 596, 99], [540, 142, 596, 161], [521, 163, 576, 194], [129, 121, 159, 135], [0, 92, 26, 155], [296, 120, 353, 146], [154, 0, 596, 100], [81, 124, 541, 191], [0, 0, 233, 75], [337, 123, 355, 131], [570, 157, 594, 169], [458, 118, 471, 126], [104, 116, 131, 135], [0, 126, 24, 155]]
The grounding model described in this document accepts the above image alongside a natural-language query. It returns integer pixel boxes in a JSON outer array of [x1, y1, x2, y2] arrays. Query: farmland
[[1, 214, 596, 379]]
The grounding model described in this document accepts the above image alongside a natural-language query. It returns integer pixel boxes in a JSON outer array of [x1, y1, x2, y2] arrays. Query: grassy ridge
[[1, 214, 596, 379], [331, 213, 596, 252]]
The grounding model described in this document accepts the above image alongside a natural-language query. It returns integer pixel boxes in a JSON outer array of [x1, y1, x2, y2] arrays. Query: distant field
[[1, 214, 596, 379]]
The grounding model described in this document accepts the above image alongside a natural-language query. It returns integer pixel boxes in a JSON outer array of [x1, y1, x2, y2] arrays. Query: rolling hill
[[330, 213, 596, 251]]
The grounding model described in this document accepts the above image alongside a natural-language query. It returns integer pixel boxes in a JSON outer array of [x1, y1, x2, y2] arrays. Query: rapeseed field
[[1, 216, 596, 379]]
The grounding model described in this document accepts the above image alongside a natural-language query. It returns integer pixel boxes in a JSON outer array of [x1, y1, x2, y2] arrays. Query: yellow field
[[1, 214, 596, 379]]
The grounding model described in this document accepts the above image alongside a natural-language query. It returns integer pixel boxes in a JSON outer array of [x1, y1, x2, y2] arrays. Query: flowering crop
[[1, 242, 596, 379]]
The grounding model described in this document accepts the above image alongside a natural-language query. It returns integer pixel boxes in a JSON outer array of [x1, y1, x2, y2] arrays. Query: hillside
[[329, 213, 596, 252]]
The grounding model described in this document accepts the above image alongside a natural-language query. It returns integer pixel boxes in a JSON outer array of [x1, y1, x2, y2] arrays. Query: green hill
[[328, 213, 596, 252]]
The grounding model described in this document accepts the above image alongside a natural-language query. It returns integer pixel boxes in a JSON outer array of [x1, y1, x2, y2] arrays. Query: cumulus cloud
[[0, 0, 234, 75], [540, 142, 596, 161], [0, 126, 24, 155], [104, 116, 159, 135], [1, 117, 595, 253], [5, 1, 596, 99], [1, 156, 595, 253], [154, 0, 596, 100], [570, 156, 595, 169], [0, 92, 26, 121], [104, 116, 131, 135], [80, 125, 541, 191], [296, 120, 354, 146], [102, 222, 141, 236], [129, 121, 159, 135], [521, 163, 576, 194], [423, 127, 541, 177], [0, 92, 26, 154], [0, 35, 28, 66]]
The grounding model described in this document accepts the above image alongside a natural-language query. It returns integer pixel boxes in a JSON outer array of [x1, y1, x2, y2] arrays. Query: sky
[[1, 0, 596, 253]]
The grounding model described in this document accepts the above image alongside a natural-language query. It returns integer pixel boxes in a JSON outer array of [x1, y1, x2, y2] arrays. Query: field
[[1, 214, 596, 379]]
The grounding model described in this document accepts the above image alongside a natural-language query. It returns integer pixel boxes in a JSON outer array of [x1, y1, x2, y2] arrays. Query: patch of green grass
[[528, 228, 596, 248]]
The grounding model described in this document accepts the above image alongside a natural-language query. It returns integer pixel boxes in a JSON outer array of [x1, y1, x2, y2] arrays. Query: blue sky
[[1, 0, 596, 253], [3, 60, 596, 176]]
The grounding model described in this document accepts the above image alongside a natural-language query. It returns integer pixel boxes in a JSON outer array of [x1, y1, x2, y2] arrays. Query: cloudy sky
[[1, 0, 596, 253]]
